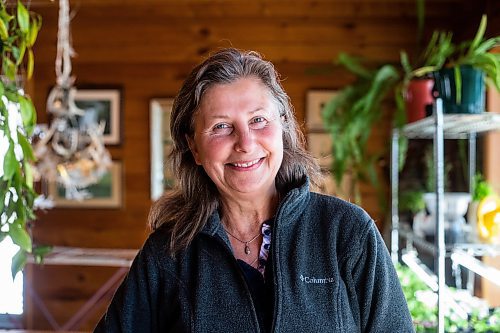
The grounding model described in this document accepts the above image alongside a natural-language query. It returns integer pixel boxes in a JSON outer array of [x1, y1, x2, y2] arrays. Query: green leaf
[[3, 144, 18, 180], [17, 130, 36, 161], [27, 15, 41, 47], [9, 222, 32, 252], [0, 187, 5, 214], [16, 40, 26, 66], [0, 231, 7, 244], [19, 95, 36, 134], [11, 248, 27, 280], [337, 53, 372, 80], [24, 161, 33, 189], [400, 51, 412, 76], [3, 56, 16, 81], [17, 0, 29, 35], [0, 18, 8, 40], [468, 15, 487, 56], [454, 66, 462, 105], [33, 245, 52, 264], [0, 80, 4, 96], [27, 48, 34, 79]]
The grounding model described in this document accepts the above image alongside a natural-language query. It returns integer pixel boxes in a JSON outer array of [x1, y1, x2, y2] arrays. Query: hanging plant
[[322, 53, 399, 204], [0, 0, 44, 278]]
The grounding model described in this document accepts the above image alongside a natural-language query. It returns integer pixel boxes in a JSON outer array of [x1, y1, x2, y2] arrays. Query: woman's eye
[[250, 116, 268, 128], [212, 123, 232, 134]]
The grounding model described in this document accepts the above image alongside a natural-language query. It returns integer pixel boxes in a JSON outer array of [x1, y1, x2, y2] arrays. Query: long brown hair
[[148, 48, 321, 255]]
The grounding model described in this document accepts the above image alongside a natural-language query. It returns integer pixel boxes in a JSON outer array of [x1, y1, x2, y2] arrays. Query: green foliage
[[471, 173, 497, 202], [399, 190, 425, 214], [322, 53, 399, 204], [396, 263, 500, 332], [452, 15, 500, 92], [0, 1, 42, 279]]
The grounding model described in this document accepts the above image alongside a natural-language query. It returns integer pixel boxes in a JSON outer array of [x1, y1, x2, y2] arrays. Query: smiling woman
[[94, 48, 414, 333]]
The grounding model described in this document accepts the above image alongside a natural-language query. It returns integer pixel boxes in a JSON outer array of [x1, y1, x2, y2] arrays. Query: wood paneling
[[23, 0, 494, 329]]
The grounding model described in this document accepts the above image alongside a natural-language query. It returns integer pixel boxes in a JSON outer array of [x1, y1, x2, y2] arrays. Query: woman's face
[[188, 77, 284, 200]]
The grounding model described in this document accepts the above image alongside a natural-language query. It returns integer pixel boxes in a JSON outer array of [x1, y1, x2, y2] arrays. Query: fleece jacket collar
[[199, 176, 310, 244]]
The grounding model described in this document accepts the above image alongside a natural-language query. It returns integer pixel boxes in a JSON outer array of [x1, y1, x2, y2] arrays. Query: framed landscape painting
[[48, 162, 123, 208], [74, 89, 122, 145]]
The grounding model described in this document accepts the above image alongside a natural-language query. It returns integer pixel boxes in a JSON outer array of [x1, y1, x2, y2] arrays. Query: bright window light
[[0, 237, 23, 315]]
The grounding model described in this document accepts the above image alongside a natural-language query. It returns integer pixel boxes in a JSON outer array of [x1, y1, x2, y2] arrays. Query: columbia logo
[[300, 274, 335, 284]]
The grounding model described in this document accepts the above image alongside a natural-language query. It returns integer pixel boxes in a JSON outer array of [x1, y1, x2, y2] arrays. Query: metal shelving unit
[[390, 99, 500, 333]]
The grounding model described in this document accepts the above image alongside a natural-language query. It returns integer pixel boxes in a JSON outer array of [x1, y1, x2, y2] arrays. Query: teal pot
[[433, 65, 485, 114], [404, 78, 435, 123]]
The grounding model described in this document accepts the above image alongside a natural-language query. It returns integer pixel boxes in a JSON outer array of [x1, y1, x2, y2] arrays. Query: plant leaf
[[17, 130, 36, 161], [3, 56, 16, 81], [19, 95, 36, 135], [9, 222, 32, 252], [27, 48, 34, 79], [11, 248, 27, 280], [468, 15, 487, 56], [27, 15, 41, 47], [0, 18, 8, 40], [16, 0, 29, 35], [3, 144, 18, 180], [337, 53, 372, 80], [33, 245, 52, 264], [24, 161, 33, 189], [454, 66, 462, 105]]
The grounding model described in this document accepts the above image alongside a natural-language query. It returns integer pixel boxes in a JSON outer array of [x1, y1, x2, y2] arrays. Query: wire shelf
[[403, 113, 500, 139]]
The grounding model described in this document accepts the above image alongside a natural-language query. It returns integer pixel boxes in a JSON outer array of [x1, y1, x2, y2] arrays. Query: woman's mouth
[[228, 158, 263, 169]]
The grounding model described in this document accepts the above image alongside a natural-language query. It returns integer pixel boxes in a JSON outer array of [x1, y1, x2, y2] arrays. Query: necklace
[[224, 228, 261, 255]]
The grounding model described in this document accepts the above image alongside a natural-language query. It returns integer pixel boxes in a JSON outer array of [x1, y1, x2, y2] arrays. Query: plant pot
[[404, 78, 435, 123], [433, 65, 485, 114], [422, 192, 471, 243]]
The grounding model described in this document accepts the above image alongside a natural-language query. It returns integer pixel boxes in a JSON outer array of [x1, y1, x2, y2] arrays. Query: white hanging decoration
[[33, 0, 111, 200]]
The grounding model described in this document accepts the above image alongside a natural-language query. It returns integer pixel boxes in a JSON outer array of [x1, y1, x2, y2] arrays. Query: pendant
[[245, 244, 251, 255]]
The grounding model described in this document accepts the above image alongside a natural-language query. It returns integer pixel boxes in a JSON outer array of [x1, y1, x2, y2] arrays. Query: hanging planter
[[433, 65, 485, 114]]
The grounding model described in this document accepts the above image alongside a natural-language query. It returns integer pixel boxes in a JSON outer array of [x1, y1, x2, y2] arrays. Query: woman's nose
[[234, 128, 255, 153]]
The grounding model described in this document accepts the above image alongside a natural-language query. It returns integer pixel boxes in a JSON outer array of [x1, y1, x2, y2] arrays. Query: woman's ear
[[186, 134, 202, 165]]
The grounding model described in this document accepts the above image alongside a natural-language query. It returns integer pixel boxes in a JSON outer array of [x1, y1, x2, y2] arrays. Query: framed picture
[[306, 90, 337, 131], [74, 89, 122, 145], [150, 98, 175, 200], [48, 162, 123, 208]]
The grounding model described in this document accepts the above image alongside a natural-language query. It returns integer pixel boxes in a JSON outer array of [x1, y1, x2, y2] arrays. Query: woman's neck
[[220, 190, 279, 237]]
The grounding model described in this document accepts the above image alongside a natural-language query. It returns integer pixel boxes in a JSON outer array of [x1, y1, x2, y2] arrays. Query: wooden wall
[[22, 0, 496, 330]]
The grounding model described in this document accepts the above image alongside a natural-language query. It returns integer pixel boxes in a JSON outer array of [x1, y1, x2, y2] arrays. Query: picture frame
[[74, 89, 122, 145], [306, 90, 337, 131], [150, 98, 175, 200], [48, 162, 123, 208]]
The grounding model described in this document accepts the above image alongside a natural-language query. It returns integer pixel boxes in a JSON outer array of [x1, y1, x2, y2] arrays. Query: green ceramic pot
[[433, 65, 485, 114]]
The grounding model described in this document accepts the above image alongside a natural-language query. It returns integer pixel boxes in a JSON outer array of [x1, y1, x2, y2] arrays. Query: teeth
[[233, 158, 260, 168]]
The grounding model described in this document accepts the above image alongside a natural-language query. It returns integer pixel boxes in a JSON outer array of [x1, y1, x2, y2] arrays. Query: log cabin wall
[[23, 0, 497, 330]]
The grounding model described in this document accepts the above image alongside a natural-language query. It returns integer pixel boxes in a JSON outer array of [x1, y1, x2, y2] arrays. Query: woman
[[95, 48, 413, 332]]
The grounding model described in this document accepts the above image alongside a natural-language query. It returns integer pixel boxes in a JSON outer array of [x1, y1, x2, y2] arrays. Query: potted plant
[[398, 30, 454, 123], [430, 15, 500, 114], [321, 53, 399, 204], [0, 1, 44, 278]]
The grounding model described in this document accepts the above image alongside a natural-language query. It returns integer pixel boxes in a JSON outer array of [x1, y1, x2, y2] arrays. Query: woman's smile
[[228, 157, 264, 169]]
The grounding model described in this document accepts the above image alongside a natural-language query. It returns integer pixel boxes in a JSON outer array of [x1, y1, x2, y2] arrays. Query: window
[[0, 237, 23, 316]]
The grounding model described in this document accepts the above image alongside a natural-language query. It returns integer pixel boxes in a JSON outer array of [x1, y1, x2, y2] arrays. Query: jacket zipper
[[212, 234, 262, 333]]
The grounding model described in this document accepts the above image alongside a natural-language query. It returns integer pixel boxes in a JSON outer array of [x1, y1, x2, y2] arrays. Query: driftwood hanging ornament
[[33, 0, 111, 200]]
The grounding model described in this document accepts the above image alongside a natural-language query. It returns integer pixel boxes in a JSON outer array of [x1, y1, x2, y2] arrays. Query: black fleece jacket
[[95, 179, 414, 332]]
